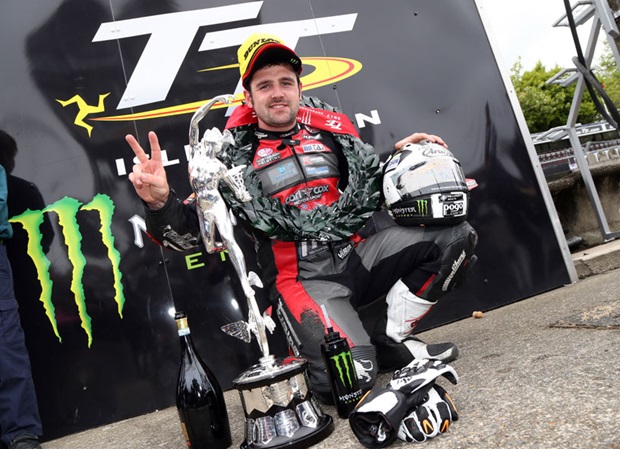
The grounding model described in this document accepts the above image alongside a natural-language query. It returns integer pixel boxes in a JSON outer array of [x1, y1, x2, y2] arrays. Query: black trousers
[[262, 220, 478, 399], [0, 245, 42, 446]]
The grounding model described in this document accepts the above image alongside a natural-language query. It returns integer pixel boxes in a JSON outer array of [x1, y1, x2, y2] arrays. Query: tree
[[510, 58, 600, 134], [594, 42, 620, 111]]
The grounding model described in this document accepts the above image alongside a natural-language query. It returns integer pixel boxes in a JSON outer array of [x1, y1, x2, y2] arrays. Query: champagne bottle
[[175, 311, 232, 449], [319, 305, 363, 418]]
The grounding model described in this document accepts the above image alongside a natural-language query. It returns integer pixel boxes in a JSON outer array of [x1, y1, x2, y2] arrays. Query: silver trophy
[[188, 94, 275, 362], [187, 96, 333, 449]]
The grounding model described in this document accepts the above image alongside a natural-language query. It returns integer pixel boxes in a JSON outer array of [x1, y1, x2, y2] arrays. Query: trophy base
[[238, 421, 334, 449], [233, 355, 334, 449]]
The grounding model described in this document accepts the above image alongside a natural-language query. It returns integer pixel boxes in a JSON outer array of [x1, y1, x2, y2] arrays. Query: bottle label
[[178, 328, 190, 336], [325, 347, 363, 419], [330, 350, 357, 390], [337, 389, 363, 404], [329, 351, 362, 401]]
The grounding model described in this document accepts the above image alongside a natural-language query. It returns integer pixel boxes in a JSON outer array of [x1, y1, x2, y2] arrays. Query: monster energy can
[[320, 326, 363, 418]]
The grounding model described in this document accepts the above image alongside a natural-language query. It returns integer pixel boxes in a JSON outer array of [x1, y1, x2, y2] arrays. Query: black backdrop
[[0, 0, 573, 441]]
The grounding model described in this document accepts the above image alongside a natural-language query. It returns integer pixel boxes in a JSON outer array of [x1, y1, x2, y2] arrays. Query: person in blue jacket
[[0, 130, 43, 449]]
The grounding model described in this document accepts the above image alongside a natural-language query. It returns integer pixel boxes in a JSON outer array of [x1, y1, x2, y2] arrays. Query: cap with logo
[[237, 33, 302, 88]]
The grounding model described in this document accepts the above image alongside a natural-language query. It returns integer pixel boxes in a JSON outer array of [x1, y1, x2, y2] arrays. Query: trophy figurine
[[188, 94, 274, 362], [187, 96, 333, 449]]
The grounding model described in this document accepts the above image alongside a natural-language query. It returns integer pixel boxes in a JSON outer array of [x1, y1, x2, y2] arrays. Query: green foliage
[[510, 58, 600, 133], [595, 42, 620, 109]]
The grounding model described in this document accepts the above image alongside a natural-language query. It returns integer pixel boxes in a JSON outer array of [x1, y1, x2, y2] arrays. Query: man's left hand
[[394, 133, 447, 150]]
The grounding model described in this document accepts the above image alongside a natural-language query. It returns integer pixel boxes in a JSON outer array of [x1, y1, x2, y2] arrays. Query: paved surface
[[40, 242, 620, 449]]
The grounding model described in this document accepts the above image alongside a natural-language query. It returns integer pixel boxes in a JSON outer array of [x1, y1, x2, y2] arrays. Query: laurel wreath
[[219, 97, 382, 241]]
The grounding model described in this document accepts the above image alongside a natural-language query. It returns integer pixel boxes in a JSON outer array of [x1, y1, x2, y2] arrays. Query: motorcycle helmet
[[383, 141, 469, 226]]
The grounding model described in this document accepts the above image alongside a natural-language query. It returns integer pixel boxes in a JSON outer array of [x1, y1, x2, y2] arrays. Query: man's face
[[244, 63, 302, 132]]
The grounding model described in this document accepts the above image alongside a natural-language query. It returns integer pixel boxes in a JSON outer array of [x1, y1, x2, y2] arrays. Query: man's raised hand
[[126, 131, 170, 210]]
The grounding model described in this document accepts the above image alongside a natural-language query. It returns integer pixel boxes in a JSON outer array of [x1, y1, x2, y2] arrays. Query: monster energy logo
[[10, 194, 124, 347], [330, 351, 356, 388], [392, 199, 429, 217], [416, 199, 428, 215]]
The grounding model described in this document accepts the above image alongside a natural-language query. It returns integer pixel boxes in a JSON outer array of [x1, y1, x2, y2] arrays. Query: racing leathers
[[142, 99, 478, 403]]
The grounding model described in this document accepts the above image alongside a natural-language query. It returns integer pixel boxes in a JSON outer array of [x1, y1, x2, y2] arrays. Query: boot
[[363, 280, 459, 372]]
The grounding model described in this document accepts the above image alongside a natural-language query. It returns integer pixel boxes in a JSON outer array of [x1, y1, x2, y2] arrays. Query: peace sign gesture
[[126, 131, 170, 210]]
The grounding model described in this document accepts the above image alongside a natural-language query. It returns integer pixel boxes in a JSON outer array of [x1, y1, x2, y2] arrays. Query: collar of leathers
[[219, 115, 382, 241]]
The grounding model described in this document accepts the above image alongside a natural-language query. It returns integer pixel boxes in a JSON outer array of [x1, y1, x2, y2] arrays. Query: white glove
[[398, 384, 459, 443], [349, 359, 457, 448]]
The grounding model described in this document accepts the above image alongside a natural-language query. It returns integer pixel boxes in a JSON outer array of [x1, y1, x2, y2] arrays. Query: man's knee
[[274, 297, 378, 403], [422, 222, 478, 301]]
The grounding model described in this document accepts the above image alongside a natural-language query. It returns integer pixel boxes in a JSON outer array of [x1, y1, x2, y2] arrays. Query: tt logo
[[54, 2, 358, 136]]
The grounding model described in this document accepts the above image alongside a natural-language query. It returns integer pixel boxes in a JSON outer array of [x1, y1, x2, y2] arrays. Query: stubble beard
[[263, 100, 299, 130]]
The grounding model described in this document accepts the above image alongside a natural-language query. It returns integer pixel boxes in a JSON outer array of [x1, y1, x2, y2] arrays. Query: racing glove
[[398, 384, 459, 443], [387, 359, 458, 394], [349, 359, 458, 448]]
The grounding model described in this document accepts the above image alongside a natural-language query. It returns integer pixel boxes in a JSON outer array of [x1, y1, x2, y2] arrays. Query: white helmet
[[383, 141, 469, 226]]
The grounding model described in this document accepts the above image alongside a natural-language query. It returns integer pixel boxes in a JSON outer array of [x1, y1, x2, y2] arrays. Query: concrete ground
[[40, 241, 620, 449]]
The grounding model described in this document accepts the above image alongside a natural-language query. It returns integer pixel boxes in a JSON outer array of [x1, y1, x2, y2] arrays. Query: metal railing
[[546, 0, 620, 240]]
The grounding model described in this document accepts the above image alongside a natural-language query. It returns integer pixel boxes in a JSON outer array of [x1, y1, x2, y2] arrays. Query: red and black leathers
[[250, 126, 346, 210], [143, 103, 478, 403]]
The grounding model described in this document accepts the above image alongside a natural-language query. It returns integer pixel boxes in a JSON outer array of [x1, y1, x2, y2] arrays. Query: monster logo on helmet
[[383, 141, 470, 226]]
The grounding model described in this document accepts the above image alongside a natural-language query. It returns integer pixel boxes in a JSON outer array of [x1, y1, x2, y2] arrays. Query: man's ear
[[244, 89, 254, 109]]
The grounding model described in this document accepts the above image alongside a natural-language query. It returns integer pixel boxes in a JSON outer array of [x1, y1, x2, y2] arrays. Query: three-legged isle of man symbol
[[56, 93, 110, 137]]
